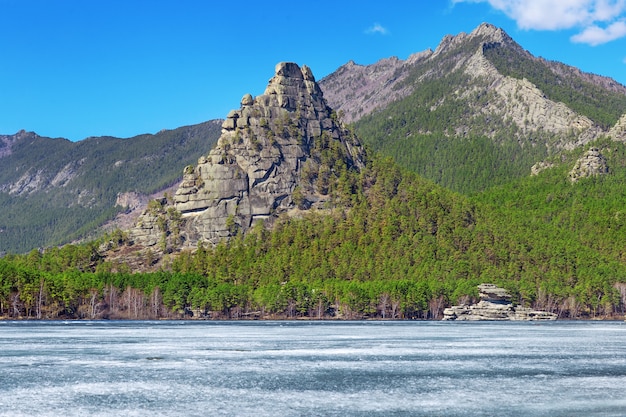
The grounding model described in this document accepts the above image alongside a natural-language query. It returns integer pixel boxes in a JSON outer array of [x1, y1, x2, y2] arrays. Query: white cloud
[[365, 23, 389, 35], [453, 0, 626, 44], [571, 20, 626, 44], [594, 0, 626, 20]]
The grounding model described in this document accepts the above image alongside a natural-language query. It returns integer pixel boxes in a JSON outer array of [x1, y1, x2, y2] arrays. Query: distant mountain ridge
[[319, 23, 626, 193], [321, 23, 626, 132], [0, 122, 221, 253]]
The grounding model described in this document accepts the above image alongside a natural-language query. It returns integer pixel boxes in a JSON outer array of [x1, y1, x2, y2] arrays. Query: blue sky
[[2, 0, 626, 141]]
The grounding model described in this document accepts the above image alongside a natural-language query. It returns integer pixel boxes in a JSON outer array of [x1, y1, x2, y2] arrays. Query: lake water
[[1, 321, 626, 416]]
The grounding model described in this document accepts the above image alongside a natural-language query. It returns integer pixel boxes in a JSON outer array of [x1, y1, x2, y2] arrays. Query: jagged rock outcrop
[[569, 147, 609, 182], [608, 114, 626, 141], [131, 62, 366, 248], [443, 284, 557, 321]]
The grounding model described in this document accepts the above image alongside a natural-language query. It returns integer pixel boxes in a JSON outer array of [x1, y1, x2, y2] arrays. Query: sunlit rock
[[443, 284, 557, 321]]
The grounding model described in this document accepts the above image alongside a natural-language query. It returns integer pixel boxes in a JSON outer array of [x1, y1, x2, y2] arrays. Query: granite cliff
[[130, 62, 366, 252]]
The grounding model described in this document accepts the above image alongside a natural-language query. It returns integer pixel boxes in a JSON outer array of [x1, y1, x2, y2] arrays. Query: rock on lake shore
[[443, 284, 557, 321]]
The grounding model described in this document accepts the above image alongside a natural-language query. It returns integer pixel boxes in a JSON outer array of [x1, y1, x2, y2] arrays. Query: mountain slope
[[124, 62, 366, 262], [4, 22, 626, 255], [0, 122, 221, 253], [5, 139, 626, 319], [319, 23, 626, 193], [3, 59, 626, 320]]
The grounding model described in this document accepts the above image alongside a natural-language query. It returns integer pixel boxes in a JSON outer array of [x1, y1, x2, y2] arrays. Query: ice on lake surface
[[2, 321, 626, 416]]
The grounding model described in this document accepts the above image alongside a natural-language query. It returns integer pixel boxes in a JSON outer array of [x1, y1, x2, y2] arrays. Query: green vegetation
[[3, 31, 626, 320], [483, 43, 626, 129], [354, 69, 548, 194], [349, 34, 626, 195], [3, 140, 626, 320], [0, 122, 221, 253]]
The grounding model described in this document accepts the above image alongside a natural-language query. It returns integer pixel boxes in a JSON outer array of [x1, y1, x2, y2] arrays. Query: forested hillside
[[320, 23, 626, 194], [0, 121, 221, 253], [2, 139, 626, 320], [352, 70, 548, 193]]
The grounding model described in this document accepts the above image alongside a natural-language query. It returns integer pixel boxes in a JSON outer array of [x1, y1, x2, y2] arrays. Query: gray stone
[[241, 93, 254, 106], [530, 161, 554, 176], [221, 118, 235, 130], [569, 147, 608, 183], [609, 113, 626, 141], [478, 283, 511, 303], [443, 284, 557, 321], [130, 62, 366, 248]]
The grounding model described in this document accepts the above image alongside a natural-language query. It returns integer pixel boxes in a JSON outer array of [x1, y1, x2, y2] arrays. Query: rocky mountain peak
[[321, 23, 527, 126], [131, 62, 366, 249], [0, 130, 39, 158], [470, 22, 512, 44], [262, 62, 322, 101], [433, 22, 516, 58]]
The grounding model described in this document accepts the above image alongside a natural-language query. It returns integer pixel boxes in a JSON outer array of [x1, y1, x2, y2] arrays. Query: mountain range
[[320, 23, 626, 192], [0, 122, 221, 254], [3, 22, 626, 320], [1, 22, 626, 254]]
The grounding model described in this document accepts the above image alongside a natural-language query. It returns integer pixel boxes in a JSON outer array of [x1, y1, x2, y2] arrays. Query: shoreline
[[2, 315, 624, 322]]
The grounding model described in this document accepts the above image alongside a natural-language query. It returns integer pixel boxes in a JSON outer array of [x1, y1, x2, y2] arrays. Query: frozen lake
[[1, 320, 626, 416]]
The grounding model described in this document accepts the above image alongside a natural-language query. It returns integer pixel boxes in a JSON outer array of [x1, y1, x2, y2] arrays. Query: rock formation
[[530, 161, 555, 176], [442, 284, 557, 321], [608, 113, 626, 142], [460, 27, 598, 144], [569, 147, 609, 183], [131, 62, 366, 249]]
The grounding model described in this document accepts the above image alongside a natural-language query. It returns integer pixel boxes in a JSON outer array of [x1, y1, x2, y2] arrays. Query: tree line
[[3, 144, 626, 320]]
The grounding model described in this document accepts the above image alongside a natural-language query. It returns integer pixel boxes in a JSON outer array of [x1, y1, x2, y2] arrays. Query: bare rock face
[[462, 32, 597, 145], [478, 283, 511, 303], [569, 147, 608, 183], [608, 113, 626, 142], [319, 54, 431, 124], [443, 284, 557, 321], [131, 62, 366, 249]]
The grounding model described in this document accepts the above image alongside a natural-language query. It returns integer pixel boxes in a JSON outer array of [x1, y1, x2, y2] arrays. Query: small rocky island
[[443, 284, 557, 321]]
